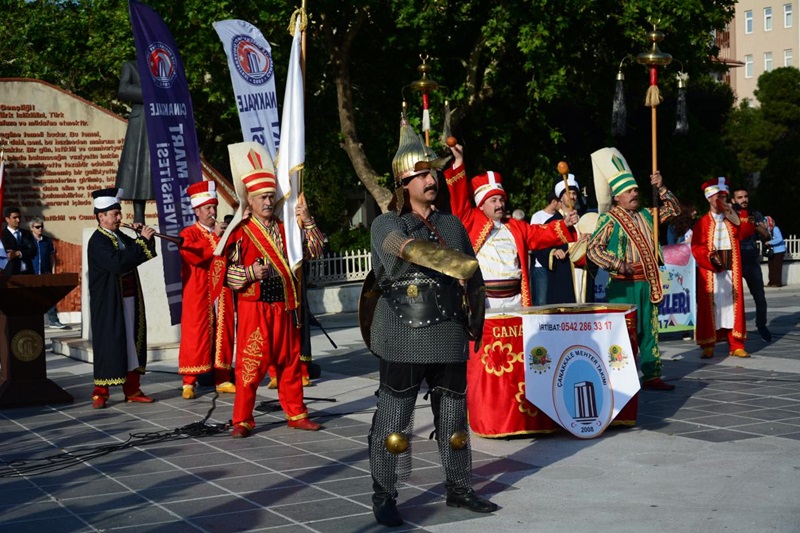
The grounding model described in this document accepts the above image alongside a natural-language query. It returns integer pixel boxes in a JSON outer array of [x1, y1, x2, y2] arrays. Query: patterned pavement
[[1, 285, 799, 532]]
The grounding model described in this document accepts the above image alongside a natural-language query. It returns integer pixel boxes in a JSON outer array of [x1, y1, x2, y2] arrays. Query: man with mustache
[[587, 148, 681, 391], [366, 119, 495, 526], [177, 181, 235, 399], [730, 186, 772, 342], [87, 188, 157, 409], [219, 143, 324, 438], [691, 178, 756, 359], [444, 142, 577, 310], [533, 176, 593, 304]]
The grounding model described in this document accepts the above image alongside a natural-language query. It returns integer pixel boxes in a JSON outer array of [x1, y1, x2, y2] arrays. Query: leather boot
[[445, 487, 499, 513], [372, 493, 403, 527], [371, 475, 403, 527]]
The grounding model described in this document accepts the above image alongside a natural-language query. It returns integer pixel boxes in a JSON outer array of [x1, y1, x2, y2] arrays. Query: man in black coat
[[87, 188, 157, 409], [2, 206, 37, 275]]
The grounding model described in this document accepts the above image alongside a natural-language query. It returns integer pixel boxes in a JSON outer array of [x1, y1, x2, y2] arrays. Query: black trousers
[[741, 257, 768, 329]]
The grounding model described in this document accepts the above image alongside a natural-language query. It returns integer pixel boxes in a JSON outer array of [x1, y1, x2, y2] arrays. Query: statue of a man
[[115, 60, 153, 224]]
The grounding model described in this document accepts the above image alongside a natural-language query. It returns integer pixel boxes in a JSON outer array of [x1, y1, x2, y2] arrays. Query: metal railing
[[307, 249, 371, 285], [305, 236, 800, 286], [757, 234, 799, 261]]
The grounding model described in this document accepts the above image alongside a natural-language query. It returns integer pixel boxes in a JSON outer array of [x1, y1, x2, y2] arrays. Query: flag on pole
[[276, 17, 305, 273], [213, 19, 281, 161], [129, 0, 203, 324]]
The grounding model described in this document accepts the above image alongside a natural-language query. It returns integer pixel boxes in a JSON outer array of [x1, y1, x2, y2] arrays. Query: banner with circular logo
[[522, 308, 640, 439]]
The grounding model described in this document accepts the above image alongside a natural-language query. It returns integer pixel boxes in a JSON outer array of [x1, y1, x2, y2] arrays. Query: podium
[[0, 273, 78, 407]]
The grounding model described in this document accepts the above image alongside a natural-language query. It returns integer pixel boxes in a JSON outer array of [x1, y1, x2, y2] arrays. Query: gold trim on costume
[[446, 167, 466, 186], [240, 357, 260, 387], [179, 363, 213, 374], [242, 328, 265, 358], [608, 207, 663, 303], [554, 221, 569, 244], [473, 219, 494, 254], [243, 222, 299, 306], [94, 377, 127, 386]]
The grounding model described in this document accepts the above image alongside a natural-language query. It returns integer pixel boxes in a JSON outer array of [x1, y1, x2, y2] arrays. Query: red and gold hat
[[187, 180, 218, 208], [214, 142, 277, 257], [701, 177, 729, 199], [242, 169, 277, 196], [471, 171, 506, 208]]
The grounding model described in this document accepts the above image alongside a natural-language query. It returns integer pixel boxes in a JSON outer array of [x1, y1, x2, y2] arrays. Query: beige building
[[723, 1, 798, 104]]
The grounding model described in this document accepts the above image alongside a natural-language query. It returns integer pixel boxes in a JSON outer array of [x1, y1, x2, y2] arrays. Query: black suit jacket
[[2, 227, 37, 275]]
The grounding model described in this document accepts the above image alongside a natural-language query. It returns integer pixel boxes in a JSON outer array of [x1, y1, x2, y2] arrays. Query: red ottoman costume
[[444, 163, 571, 307], [691, 178, 755, 357], [178, 180, 235, 394], [218, 143, 324, 435]]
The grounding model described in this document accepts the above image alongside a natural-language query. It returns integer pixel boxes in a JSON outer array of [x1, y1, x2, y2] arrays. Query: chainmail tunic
[[370, 210, 483, 364]]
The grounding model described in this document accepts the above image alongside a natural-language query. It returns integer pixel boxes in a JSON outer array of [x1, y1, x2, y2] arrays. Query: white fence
[[306, 235, 800, 286], [307, 249, 371, 285], [757, 234, 800, 261]]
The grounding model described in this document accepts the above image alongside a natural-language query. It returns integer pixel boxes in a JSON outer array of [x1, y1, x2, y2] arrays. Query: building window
[[785, 49, 794, 67], [745, 10, 754, 33], [785, 4, 793, 28], [765, 7, 773, 31], [765, 52, 774, 71], [745, 54, 754, 78]]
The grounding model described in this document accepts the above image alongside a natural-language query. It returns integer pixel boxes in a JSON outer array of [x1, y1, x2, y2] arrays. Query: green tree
[[748, 68, 800, 235], [1, 0, 739, 236]]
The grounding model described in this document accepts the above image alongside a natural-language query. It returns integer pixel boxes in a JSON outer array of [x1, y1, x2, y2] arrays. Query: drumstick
[[557, 161, 573, 211]]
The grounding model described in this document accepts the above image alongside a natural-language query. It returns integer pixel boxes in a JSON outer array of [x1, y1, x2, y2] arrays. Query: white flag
[[276, 17, 305, 273], [213, 19, 281, 161]]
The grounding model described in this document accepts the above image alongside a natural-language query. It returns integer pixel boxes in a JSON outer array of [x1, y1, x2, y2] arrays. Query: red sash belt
[[485, 279, 521, 299]]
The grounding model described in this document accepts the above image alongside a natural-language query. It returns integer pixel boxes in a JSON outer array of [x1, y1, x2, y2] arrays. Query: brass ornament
[[385, 432, 409, 454], [400, 240, 479, 280], [406, 284, 419, 298], [11, 329, 43, 363], [449, 430, 468, 450]]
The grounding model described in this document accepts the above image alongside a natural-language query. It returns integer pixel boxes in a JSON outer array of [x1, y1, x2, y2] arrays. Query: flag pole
[[635, 26, 672, 245], [299, 0, 307, 194]]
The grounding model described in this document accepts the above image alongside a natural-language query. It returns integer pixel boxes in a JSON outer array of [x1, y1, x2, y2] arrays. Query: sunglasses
[[33, 225, 43, 229]]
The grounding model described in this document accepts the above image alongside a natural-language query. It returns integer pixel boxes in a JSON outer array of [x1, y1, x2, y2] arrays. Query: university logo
[[147, 42, 178, 89], [552, 345, 614, 438], [232, 35, 274, 86]]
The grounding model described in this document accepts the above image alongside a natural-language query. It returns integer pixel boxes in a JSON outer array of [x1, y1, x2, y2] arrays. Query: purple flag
[[129, 0, 202, 324]]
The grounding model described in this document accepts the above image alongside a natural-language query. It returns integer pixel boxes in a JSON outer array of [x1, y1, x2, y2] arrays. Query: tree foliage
[[2, 0, 739, 235], [726, 67, 800, 235]]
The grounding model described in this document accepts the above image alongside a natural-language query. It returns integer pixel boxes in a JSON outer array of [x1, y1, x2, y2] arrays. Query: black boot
[[446, 487, 499, 513], [372, 492, 403, 527]]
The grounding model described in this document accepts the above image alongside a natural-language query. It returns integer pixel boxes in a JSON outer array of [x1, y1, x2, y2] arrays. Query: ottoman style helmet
[[389, 115, 449, 212], [214, 141, 276, 256], [590, 147, 638, 214]]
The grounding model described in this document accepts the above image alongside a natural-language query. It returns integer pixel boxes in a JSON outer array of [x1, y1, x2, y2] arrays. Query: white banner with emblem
[[522, 310, 640, 439]]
